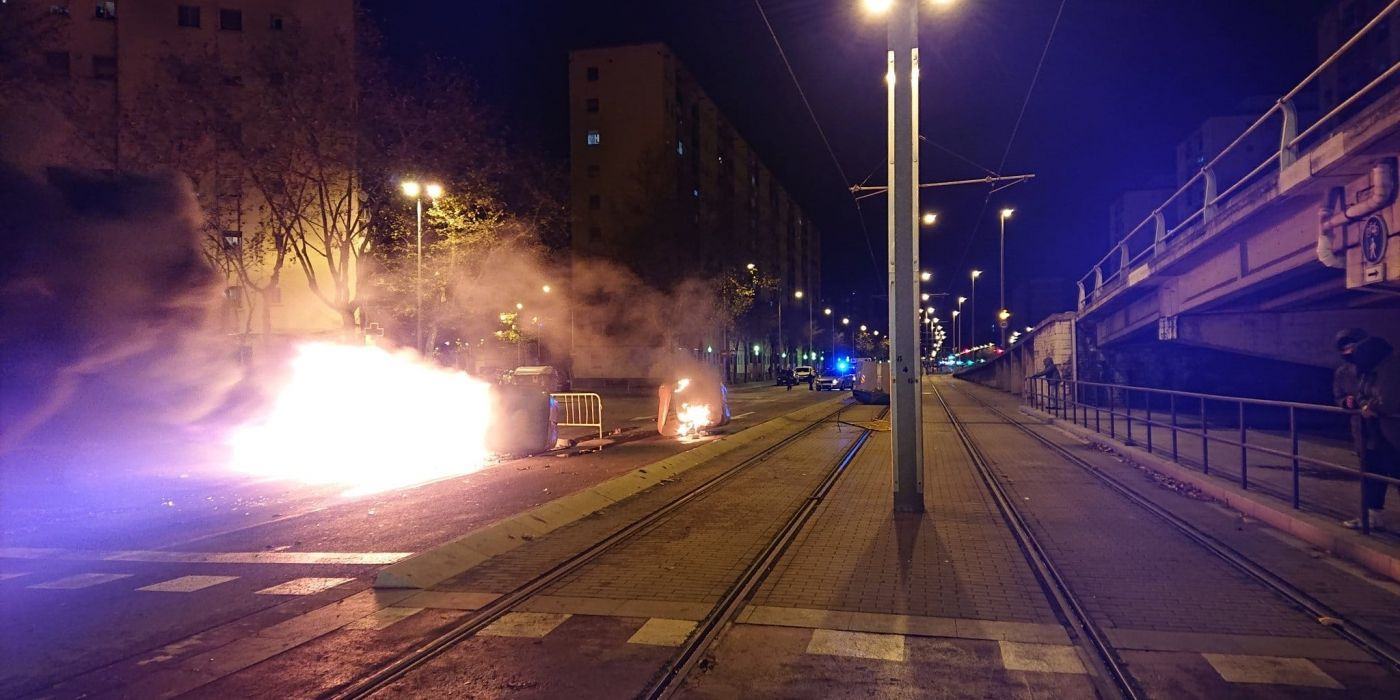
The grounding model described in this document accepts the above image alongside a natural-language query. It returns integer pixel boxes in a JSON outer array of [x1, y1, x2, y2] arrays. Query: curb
[[1022, 406, 1400, 585], [375, 397, 847, 589]]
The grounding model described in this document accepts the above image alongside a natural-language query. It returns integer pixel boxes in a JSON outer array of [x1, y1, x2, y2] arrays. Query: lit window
[[177, 5, 200, 28], [220, 9, 242, 31], [223, 230, 242, 249], [692, 188, 700, 198], [586, 66, 599, 81], [676, 140, 684, 156], [586, 130, 600, 146], [585, 98, 599, 113]]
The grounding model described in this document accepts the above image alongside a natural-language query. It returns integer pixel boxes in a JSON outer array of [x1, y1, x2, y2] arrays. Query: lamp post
[[956, 295, 966, 350], [999, 208, 1013, 347], [865, 0, 924, 512], [824, 307, 834, 368], [401, 180, 442, 354], [970, 270, 982, 347], [795, 289, 812, 365]]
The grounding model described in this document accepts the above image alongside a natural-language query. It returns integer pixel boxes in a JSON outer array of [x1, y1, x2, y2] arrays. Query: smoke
[[0, 165, 244, 456]]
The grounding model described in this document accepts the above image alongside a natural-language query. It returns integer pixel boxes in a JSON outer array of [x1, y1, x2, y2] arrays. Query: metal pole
[[970, 275, 978, 346], [888, 0, 923, 512], [999, 215, 1006, 347], [415, 196, 423, 354], [778, 290, 783, 368]]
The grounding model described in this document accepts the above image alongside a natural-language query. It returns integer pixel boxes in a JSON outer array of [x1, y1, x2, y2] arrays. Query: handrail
[[1066, 379, 1352, 414], [1078, 0, 1400, 308]]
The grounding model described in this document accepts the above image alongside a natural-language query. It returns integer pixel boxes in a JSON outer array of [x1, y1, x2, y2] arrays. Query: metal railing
[[1024, 377, 1400, 535], [1076, 0, 1400, 310], [551, 392, 604, 440]]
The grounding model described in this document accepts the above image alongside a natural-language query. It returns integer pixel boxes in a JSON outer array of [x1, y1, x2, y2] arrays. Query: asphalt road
[[0, 381, 836, 697]]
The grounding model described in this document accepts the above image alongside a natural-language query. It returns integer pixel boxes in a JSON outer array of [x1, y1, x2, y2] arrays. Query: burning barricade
[[656, 374, 730, 438]]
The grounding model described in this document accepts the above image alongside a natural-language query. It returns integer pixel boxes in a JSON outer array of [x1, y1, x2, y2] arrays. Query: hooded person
[[1335, 328, 1368, 455], [1346, 335, 1400, 530]]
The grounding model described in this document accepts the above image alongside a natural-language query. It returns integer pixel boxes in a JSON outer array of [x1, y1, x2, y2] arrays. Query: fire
[[226, 342, 493, 496], [673, 377, 713, 437]]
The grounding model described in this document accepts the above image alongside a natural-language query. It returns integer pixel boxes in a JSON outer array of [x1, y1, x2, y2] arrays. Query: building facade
[[2, 0, 357, 340], [568, 43, 821, 386]]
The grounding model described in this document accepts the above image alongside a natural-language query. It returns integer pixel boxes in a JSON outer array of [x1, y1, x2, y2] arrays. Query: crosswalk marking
[[138, 575, 240, 593], [1203, 653, 1343, 689], [479, 612, 571, 638], [806, 629, 906, 662], [28, 573, 133, 590], [255, 577, 354, 596], [627, 618, 697, 647], [346, 606, 424, 631], [998, 641, 1087, 674]]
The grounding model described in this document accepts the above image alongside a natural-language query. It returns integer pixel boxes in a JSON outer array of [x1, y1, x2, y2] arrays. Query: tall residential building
[[568, 43, 821, 387], [2, 0, 356, 339]]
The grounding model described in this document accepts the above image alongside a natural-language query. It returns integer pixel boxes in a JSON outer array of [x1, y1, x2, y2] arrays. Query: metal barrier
[[551, 392, 604, 440], [1075, 0, 1400, 309], [1023, 377, 1400, 535]]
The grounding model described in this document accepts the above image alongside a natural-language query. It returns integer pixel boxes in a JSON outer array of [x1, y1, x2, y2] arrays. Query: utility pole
[[887, 0, 923, 513]]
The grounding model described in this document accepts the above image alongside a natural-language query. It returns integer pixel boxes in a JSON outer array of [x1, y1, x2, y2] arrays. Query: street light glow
[[860, 324, 868, 331], [862, 0, 894, 15], [1000, 207, 1014, 219], [515, 302, 523, 310], [920, 271, 932, 282], [921, 293, 930, 301], [921, 212, 937, 226], [425, 183, 443, 199], [958, 296, 967, 304], [541, 284, 551, 293], [971, 269, 982, 279], [400, 181, 421, 198], [746, 262, 756, 270], [824, 307, 833, 315], [794, 290, 804, 299], [842, 317, 850, 325]]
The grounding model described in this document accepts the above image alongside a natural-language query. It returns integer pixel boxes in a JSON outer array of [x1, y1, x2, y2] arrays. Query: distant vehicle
[[775, 368, 798, 387], [506, 365, 569, 393], [793, 365, 816, 380], [814, 374, 855, 391]]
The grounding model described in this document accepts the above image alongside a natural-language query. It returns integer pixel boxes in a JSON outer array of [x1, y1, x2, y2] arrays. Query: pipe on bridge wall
[[955, 312, 1076, 395]]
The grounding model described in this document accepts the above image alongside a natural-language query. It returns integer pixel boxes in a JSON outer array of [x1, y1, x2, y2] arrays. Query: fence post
[[1170, 393, 1178, 462], [1109, 385, 1116, 440], [1238, 401, 1248, 490], [1146, 391, 1153, 454], [1124, 389, 1135, 446], [1201, 397, 1210, 476], [1289, 406, 1300, 510]]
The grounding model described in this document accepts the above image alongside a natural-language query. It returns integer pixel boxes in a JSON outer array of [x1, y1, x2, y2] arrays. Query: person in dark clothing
[[1335, 327, 1368, 449], [1031, 356, 1061, 409], [1346, 335, 1400, 531]]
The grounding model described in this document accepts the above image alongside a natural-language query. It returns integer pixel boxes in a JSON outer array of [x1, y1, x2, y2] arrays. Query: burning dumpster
[[487, 384, 559, 455], [657, 376, 730, 438]]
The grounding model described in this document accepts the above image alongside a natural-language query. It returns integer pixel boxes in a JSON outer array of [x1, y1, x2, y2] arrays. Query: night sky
[[363, 0, 1327, 322]]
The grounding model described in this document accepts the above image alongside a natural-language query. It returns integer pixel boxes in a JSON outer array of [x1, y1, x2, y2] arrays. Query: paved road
[[0, 382, 833, 697]]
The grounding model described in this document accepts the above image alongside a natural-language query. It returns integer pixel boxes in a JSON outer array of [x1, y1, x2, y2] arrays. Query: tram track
[[935, 380, 1400, 699], [325, 401, 884, 700]]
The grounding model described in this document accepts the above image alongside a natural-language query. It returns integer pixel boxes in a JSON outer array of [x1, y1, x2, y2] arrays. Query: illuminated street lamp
[[824, 307, 835, 363], [921, 212, 937, 226], [541, 284, 552, 294], [860, 324, 868, 332], [920, 271, 932, 282], [794, 289, 812, 364], [999, 208, 1014, 346], [401, 179, 443, 353], [970, 270, 982, 346], [956, 295, 966, 349], [921, 293, 930, 302]]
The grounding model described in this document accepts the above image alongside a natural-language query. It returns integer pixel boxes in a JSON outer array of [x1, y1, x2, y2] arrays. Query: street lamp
[[999, 208, 1013, 347], [541, 284, 551, 294], [921, 212, 937, 226], [824, 307, 834, 365], [794, 289, 812, 365], [970, 270, 982, 347], [920, 271, 932, 282], [956, 296, 966, 349], [401, 179, 443, 353]]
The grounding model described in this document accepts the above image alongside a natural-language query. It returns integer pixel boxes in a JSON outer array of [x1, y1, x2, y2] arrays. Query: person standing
[[1347, 334, 1400, 531], [1031, 356, 1061, 410]]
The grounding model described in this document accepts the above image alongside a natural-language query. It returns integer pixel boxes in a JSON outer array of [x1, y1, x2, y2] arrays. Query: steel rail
[[933, 384, 1140, 700], [961, 385, 1400, 673], [326, 400, 863, 700], [645, 407, 884, 698]]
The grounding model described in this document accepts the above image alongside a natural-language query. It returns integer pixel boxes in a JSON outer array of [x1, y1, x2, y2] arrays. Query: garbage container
[[487, 385, 558, 455]]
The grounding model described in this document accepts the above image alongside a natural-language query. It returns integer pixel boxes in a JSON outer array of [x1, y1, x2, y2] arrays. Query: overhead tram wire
[[952, 0, 1068, 274], [753, 0, 883, 288]]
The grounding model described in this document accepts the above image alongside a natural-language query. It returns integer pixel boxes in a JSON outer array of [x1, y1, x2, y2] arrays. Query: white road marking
[[138, 575, 240, 593], [806, 629, 906, 662], [479, 612, 571, 638], [998, 641, 1087, 674], [628, 415, 654, 421], [28, 573, 133, 590], [0, 547, 411, 565], [1203, 653, 1343, 689], [730, 411, 755, 421], [627, 618, 697, 646], [0, 572, 29, 582], [255, 577, 354, 595], [346, 606, 424, 631]]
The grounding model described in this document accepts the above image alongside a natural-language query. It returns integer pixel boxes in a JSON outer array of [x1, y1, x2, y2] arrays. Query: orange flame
[[226, 342, 493, 496]]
